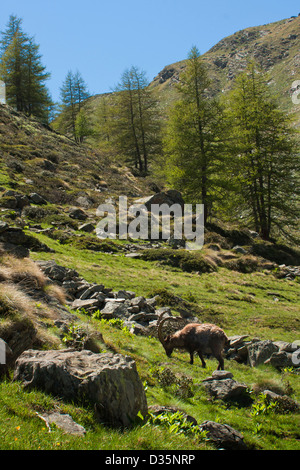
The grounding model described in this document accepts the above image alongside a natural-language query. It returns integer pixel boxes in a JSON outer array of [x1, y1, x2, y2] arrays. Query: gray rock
[[199, 420, 248, 450], [37, 412, 86, 436], [0, 221, 9, 233], [247, 340, 279, 367], [14, 349, 147, 428], [72, 298, 101, 311], [101, 301, 129, 318], [29, 192, 47, 205], [69, 208, 88, 220], [79, 284, 104, 300], [130, 296, 147, 310], [264, 350, 298, 369], [202, 377, 248, 401], [263, 390, 300, 413], [232, 245, 247, 254], [78, 222, 95, 233]]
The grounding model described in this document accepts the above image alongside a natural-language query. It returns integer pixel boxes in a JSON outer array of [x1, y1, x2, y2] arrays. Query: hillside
[[149, 15, 300, 126], [0, 103, 155, 209], [0, 16, 300, 451], [84, 16, 300, 130]]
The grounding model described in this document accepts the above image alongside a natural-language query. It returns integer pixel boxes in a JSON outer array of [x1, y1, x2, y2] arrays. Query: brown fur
[[160, 321, 228, 370]]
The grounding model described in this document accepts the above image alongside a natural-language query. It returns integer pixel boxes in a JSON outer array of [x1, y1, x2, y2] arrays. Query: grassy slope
[[0, 233, 299, 451]]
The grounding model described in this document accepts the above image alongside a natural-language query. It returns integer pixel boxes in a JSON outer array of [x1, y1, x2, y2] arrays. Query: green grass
[[1, 231, 299, 450]]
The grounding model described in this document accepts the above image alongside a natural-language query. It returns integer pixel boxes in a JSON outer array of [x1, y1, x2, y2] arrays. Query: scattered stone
[[37, 412, 86, 436], [69, 208, 88, 220], [79, 284, 104, 300], [232, 245, 247, 254], [263, 390, 300, 413], [78, 222, 95, 233], [199, 420, 248, 450], [202, 371, 249, 402], [264, 350, 296, 369], [29, 192, 47, 205], [100, 301, 129, 318], [71, 298, 102, 311], [148, 405, 198, 426]]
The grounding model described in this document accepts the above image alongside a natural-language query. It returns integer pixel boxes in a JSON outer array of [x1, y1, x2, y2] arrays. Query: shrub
[[141, 248, 216, 273]]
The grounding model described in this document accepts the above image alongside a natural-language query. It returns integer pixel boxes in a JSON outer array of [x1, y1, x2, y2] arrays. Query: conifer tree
[[163, 47, 225, 223], [59, 70, 89, 141], [0, 15, 52, 121], [224, 62, 300, 241], [111, 66, 161, 173]]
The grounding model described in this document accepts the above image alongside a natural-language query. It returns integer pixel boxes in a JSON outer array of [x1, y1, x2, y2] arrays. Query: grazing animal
[[157, 315, 228, 370]]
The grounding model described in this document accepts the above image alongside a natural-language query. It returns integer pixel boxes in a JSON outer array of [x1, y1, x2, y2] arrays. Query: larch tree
[[111, 66, 161, 174], [224, 62, 300, 241], [0, 15, 52, 122], [59, 70, 89, 141], [163, 46, 225, 224]]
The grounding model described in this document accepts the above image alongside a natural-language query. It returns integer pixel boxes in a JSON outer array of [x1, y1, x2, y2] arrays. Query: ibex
[[157, 315, 228, 370]]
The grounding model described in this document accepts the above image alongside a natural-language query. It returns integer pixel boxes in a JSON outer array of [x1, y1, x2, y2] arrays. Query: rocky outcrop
[[37, 260, 175, 336], [226, 336, 300, 369], [0, 224, 53, 257], [14, 349, 148, 428]]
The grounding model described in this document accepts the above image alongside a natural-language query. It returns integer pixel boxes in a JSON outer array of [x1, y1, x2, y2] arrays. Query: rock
[[128, 323, 149, 336], [100, 301, 129, 318], [264, 350, 298, 369], [0, 221, 9, 233], [71, 298, 102, 311], [37, 260, 79, 284], [79, 284, 104, 300], [134, 190, 184, 211], [232, 245, 247, 254], [14, 349, 147, 428], [202, 371, 249, 402], [247, 340, 279, 367], [69, 208, 88, 220], [29, 192, 47, 205], [78, 222, 95, 233], [37, 412, 86, 436], [76, 196, 93, 208], [263, 390, 300, 413], [148, 405, 198, 426], [130, 296, 148, 310], [117, 290, 136, 300], [199, 421, 248, 450], [0, 338, 13, 378], [211, 370, 233, 380]]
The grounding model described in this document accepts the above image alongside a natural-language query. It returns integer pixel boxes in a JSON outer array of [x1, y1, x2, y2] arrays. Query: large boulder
[[13, 349, 147, 428]]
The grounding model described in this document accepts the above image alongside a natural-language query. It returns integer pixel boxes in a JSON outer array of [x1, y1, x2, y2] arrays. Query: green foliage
[[0, 15, 52, 122], [163, 47, 225, 222], [61, 323, 88, 349], [110, 66, 161, 173], [223, 62, 300, 241], [151, 366, 194, 399], [141, 247, 216, 273], [144, 410, 208, 440], [58, 70, 89, 141]]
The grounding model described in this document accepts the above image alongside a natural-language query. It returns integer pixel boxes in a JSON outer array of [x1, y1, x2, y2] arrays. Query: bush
[[141, 248, 216, 273]]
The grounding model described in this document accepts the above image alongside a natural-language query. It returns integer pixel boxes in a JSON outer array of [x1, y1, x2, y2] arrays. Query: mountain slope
[[150, 15, 300, 125], [0, 104, 155, 209]]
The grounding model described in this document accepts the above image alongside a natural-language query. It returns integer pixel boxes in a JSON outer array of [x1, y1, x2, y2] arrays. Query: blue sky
[[0, 0, 299, 103]]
